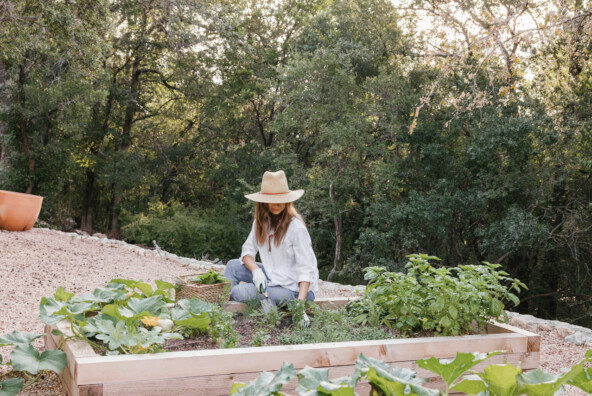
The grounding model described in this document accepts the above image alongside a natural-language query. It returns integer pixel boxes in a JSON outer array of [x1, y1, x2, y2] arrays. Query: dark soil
[[164, 314, 294, 352], [162, 313, 441, 352], [89, 312, 477, 354]]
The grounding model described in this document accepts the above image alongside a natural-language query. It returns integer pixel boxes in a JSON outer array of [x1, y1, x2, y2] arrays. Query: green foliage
[[451, 362, 590, 396], [172, 298, 213, 339], [356, 354, 439, 396], [296, 366, 359, 395], [232, 350, 592, 395], [248, 305, 288, 348], [38, 280, 233, 354], [121, 202, 248, 262], [417, 352, 502, 394], [188, 270, 229, 285], [0, 330, 67, 396], [230, 362, 296, 396], [278, 305, 393, 345], [347, 254, 527, 336], [0, 378, 24, 396], [286, 299, 311, 329], [170, 298, 237, 348], [1, 0, 591, 327], [0, 332, 44, 347], [10, 346, 67, 375], [260, 305, 286, 329]]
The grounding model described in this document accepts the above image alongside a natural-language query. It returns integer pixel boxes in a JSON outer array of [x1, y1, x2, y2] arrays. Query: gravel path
[[1, 228, 590, 395]]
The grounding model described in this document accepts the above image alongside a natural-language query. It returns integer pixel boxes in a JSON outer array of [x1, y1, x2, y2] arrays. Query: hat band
[[261, 191, 290, 195]]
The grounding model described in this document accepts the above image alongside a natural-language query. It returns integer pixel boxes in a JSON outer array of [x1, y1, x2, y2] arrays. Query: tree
[[0, 0, 109, 223]]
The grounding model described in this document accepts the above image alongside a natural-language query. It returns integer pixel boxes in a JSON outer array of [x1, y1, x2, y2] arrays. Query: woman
[[224, 170, 319, 306]]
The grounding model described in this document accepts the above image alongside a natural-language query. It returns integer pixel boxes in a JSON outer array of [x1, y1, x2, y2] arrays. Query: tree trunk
[[80, 169, 96, 233], [109, 58, 141, 237], [327, 182, 343, 282], [0, 59, 7, 164], [109, 191, 122, 239], [17, 62, 35, 193]]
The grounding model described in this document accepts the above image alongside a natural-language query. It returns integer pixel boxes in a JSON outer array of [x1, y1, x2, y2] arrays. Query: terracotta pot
[[0, 190, 44, 231]]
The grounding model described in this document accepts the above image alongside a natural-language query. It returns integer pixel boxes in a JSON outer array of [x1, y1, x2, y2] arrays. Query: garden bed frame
[[44, 297, 540, 396]]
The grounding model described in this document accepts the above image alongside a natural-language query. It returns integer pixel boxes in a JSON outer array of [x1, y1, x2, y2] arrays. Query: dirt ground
[[1, 228, 590, 395]]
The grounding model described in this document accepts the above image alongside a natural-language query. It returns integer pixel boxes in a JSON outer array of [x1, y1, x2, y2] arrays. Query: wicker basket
[[175, 274, 231, 304]]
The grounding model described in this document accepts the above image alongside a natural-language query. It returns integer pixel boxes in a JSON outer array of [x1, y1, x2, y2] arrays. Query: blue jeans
[[224, 259, 315, 305]]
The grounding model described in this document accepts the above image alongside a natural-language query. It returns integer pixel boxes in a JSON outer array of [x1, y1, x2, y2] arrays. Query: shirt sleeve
[[240, 221, 258, 263], [291, 226, 317, 285]]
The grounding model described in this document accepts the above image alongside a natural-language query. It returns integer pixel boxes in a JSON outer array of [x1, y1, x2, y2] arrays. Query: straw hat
[[245, 171, 304, 203]]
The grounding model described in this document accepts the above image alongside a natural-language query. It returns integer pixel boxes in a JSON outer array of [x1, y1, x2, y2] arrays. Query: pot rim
[[0, 190, 44, 199]]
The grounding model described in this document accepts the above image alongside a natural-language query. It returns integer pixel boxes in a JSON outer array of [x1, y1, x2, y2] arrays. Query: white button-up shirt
[[240, 218, 319, 294]]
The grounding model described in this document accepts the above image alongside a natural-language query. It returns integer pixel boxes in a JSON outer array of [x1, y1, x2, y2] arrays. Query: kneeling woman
[[224, 170, 318, 305]]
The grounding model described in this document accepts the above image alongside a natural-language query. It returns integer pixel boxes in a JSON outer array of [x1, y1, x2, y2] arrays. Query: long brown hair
[[254, 202, 304, 247]]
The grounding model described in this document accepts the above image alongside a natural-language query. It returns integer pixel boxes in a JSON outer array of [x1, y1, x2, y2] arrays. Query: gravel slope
[[0, 228, 590, 395]]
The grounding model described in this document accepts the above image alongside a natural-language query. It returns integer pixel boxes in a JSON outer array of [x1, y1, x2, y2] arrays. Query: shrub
[[346, 253, 527, 336], [121, 201, 248, 261]]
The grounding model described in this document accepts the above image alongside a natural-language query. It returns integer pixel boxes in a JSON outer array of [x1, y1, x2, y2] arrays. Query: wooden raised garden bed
[[44, 297, 540, 396]]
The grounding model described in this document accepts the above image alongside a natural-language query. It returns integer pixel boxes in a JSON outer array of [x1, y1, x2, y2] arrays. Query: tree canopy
[[1, 0, 591, 327]]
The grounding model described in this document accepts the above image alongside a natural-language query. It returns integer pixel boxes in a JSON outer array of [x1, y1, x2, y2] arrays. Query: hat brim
[[245, 190, 304, 203]]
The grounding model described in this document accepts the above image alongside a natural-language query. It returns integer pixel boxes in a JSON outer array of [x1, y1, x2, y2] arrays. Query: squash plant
[[347, 254, 527, 336], [0, 331, 67, 396], [39, 278, 236, 354], [230, 349, 592, 395]]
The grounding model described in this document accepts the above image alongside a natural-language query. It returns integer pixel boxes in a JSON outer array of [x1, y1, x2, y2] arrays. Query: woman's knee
[[224, 259, 242, 283], [230, 283, 258, 302], [225, 258, 242, 271], [266, 287, 295, 306]]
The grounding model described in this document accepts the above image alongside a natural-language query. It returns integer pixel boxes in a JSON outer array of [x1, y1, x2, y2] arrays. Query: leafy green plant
[[249, 305, 287, 347], [0, 331, 67, 396], [230, 362, 296, 395], [296, 365, 360, 396], [188, 270, 229, 285], [39, 279, 231, 354], [451, 350, 592, 396], [202, 304, 238, 348], [356, 354, 439, 396], [347, 254, 527, 336], [261, 304, 286, 329], [241, 298, 268, 319], [416, 351, 502, 395], [121, 202, 247, 262], [278, 305, 394, 345], [230, 350, 592, 396], [250, 328, 271, 347], [286, 299, 310, 330]]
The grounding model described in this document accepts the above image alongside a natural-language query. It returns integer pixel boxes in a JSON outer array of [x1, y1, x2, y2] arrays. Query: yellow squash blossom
[[141, 315, 160, 327]]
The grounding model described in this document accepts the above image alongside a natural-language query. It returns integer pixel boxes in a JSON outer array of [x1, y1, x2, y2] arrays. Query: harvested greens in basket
[[188, 269, 229, 285]]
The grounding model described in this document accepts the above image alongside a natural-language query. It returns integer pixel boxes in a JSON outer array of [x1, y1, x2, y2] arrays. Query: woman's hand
[[251, 268, 267, 294], [242, 255, 267, 294]]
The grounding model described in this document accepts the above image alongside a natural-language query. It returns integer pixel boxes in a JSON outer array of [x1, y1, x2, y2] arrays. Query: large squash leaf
[[0, 378, 24, 396], [230, 362, 296, 395], [0, 331, 44, 347], [10, 345, 67, 375]]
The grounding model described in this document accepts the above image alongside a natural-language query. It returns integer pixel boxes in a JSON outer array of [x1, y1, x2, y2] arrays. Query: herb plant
[[347, 254, 527, 336], [286, 299, 310, 329], [201, 304, 238, 348], [230, 349, 592, 395], [278, 305, 394, 345], [0, 331, 67, 396], [248, 305, 287, 347]]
